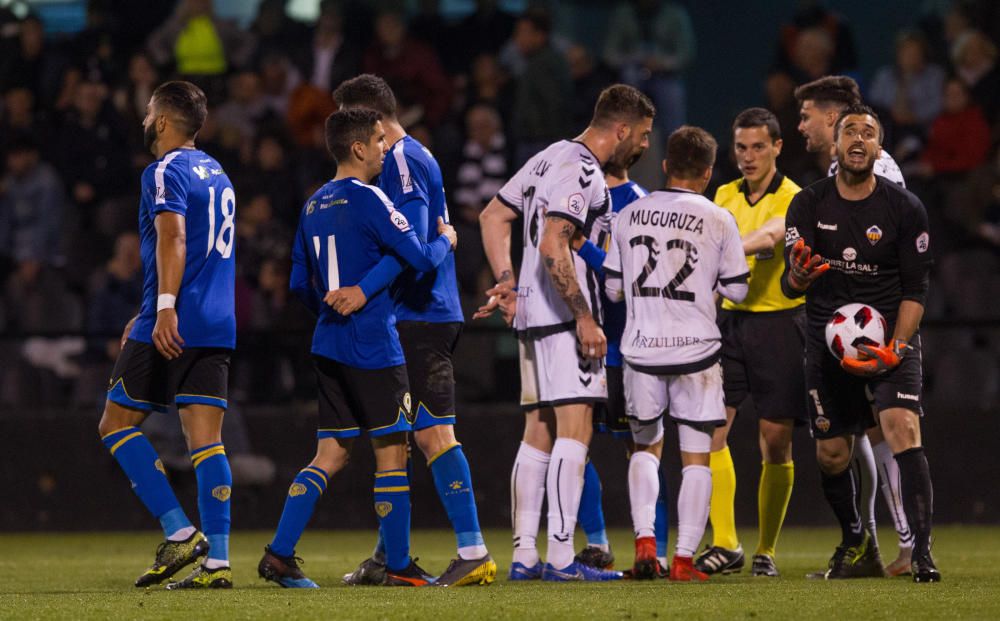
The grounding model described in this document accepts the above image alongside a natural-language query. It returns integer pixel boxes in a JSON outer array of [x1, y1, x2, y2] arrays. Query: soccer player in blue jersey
[[570, 160, 672, 579], [327, 75, 495, 587], [257, 108, 458, 588], [97, 81, 236, 589]]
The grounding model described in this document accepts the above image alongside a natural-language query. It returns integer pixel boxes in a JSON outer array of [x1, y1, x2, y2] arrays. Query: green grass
[[0, 527, 997, 620]]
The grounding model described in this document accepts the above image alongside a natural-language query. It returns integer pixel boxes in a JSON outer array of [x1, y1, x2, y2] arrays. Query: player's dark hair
[[152, 81, 207, 137], [591, 84, 656, 128], [732, 107, 781, 142], [664, 125, 717, 180], [325, 108, 382, 163], [333, 74, 397, 118], [793, 75, 861, 109], [833, 103, 884, 144]]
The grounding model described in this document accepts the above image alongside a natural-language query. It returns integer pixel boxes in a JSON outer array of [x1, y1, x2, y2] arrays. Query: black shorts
[[719, 308, 809, 424], [314, 355, 413, 439], [805, 334, 925, 439], [397, 320, 461, 430], [594, 364, 630, 439], [107, 339, 230, 412]]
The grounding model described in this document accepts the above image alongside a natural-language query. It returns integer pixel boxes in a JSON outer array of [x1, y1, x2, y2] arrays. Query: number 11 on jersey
[[312, 235, 340, 290]]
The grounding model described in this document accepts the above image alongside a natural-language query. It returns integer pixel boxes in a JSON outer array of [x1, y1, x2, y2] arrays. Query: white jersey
[[497, 140, 611, 335], [828, 150, 905, 186], [604, 189, 749, 373]]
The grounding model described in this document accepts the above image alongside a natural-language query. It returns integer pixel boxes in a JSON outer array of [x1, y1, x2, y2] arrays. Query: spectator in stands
[[0, 133, 65, 275], [869, 31, 946, 133], [147, 0, 256, 78], [250, 0, 310, 64], [235, 133, 300, 226], [604, 0, 695, 134], [86, 231, 142, 361], [950, 148, 1000, 247], [510, 6, 572, 166], [0, 15, 64, 108], [454, 104, 507, 295], [258, 50, 302, 118], [785, 27, 835, 84], [951, 30, 999, 125], [362, 7, 452, 127], [299, 0, 359, 93], [110, 52, 159, 170], [216, 71, 269, 148], [452, 0, 517, 75], [0, 87, 45, 163], [774, 1, 858, 77], [462, 53, 513, 124], [235, 191, 291, 287], [566, 43, 618, 130], [917, 77, 991, 177]]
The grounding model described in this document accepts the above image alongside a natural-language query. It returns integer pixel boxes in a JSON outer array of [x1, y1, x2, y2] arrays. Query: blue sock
[[102, 426, 191, 538], [655, 466, 670, 559], [578, 460, 609, 547], [270, 466, 328, 558], [191, 443, 232, 563], [429, 444, 485, 557], [374, 470, 411, 571]]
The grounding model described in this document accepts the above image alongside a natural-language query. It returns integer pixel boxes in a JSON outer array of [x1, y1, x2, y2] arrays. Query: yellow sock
[[756, 461, 794, 558], [709, 447, 739, 550]]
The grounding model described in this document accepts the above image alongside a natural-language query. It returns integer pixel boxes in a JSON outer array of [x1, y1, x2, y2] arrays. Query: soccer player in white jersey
[[477, 85, 654, 582], [603, 126, 750, 581], [795, 75, 912, 577]]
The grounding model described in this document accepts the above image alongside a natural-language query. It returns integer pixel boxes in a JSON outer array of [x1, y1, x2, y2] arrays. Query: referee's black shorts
[[719, 307, 808, 424]]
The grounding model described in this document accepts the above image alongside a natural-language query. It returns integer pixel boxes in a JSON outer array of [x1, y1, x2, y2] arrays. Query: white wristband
[[157, 294, 176, 312]]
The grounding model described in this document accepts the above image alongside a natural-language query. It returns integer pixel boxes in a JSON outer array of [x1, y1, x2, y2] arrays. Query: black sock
[[895, 447, 933, 556], [821, 467, 865, 547]]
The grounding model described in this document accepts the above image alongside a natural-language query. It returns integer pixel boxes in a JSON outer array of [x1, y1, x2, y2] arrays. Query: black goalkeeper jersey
[[782, 175, 933, 341]]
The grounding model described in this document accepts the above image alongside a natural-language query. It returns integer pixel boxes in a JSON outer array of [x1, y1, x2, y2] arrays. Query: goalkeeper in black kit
[[780, 104, 939, 582]]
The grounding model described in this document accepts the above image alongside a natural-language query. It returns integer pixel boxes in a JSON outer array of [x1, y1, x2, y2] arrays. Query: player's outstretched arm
[[152, 212, 186, 360], [475, 197, 519, 323], [540, 215, 606, 359], [782, 238, 829, 296], [741, 216, 785, 256]]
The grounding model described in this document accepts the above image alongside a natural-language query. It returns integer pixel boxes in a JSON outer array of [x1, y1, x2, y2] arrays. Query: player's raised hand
[[438, 217, 458, 249], [576, 314, 607, 360], [119, 315, 137, 350], [788, 238, 830, 291], [841, 339, 911, 377], [324, 286, 368, 316], [152, 308, 184, 360]]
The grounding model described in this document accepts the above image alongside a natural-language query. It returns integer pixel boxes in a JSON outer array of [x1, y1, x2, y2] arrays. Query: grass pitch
[[1, 526, 997, 620]]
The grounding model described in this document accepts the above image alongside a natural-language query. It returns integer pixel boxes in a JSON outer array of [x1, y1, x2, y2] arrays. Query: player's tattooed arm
[[540, 217, 591, 318]]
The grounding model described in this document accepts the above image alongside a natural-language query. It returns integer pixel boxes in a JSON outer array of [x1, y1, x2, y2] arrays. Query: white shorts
[[624, 362, 727, 433], [519, 329, 607, 409]]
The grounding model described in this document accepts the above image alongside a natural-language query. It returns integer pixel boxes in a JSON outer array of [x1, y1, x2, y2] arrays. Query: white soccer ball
[[825, 303, 888, 360]]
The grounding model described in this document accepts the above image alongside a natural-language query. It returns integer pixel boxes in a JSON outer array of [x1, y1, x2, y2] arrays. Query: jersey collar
[[738, 171, 784, 206]]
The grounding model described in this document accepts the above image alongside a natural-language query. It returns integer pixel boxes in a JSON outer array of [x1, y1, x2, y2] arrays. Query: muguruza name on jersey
[[627, 208, 704, 233]]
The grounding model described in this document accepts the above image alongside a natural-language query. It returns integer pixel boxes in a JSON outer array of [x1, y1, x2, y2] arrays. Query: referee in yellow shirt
[[695, 108, 805, 578]]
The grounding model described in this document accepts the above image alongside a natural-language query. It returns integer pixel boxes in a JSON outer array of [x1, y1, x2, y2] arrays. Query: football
[[825, 303, 888, 360]]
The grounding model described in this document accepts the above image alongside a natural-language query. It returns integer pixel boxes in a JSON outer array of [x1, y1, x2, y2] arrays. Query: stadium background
[[0, 0, 998, 536]]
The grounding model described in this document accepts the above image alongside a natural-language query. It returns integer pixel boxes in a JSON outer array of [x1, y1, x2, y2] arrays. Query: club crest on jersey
[[815, 416, 831, 433], [288, 483, 307, 497], [390, 210, 411, 232], [842, 247, 857, 261], [212, 485, 232, 502], [563, 192, 585, 216], [306, 200, 316, 215], [916, 232, 929, 253], [866, 225, 882, 245], [375, 501, 393, 518]]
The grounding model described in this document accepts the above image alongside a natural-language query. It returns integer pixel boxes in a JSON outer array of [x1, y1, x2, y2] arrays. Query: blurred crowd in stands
[[1, 0, 999, 412]]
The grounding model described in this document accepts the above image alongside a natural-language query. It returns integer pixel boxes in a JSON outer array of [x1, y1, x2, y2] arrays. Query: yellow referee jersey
[[714, 172, 803, 312]]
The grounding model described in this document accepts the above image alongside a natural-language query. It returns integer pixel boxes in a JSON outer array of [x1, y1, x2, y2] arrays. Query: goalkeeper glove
[[787, 238, 830, 291], [841, 339, 912, 377]]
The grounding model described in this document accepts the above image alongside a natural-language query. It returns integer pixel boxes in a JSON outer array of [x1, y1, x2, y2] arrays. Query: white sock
[[167, 526, 197, 542], [872, 439, 914, 549], [676, 464, 712, 557], [546, 438, 588, 569], [853, 434, 878, 539], [657, 556, 668, 568], [628, 451, 660, 539], [511, 442, 550, 567], [203, 557, 229, 569]]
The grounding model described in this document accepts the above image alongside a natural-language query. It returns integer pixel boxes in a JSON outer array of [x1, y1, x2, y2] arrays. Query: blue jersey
[[291, 177, 452, 369], [130, 148, 236, 349], [605, 180, 648, 367], [379, 136, 463, 323]]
